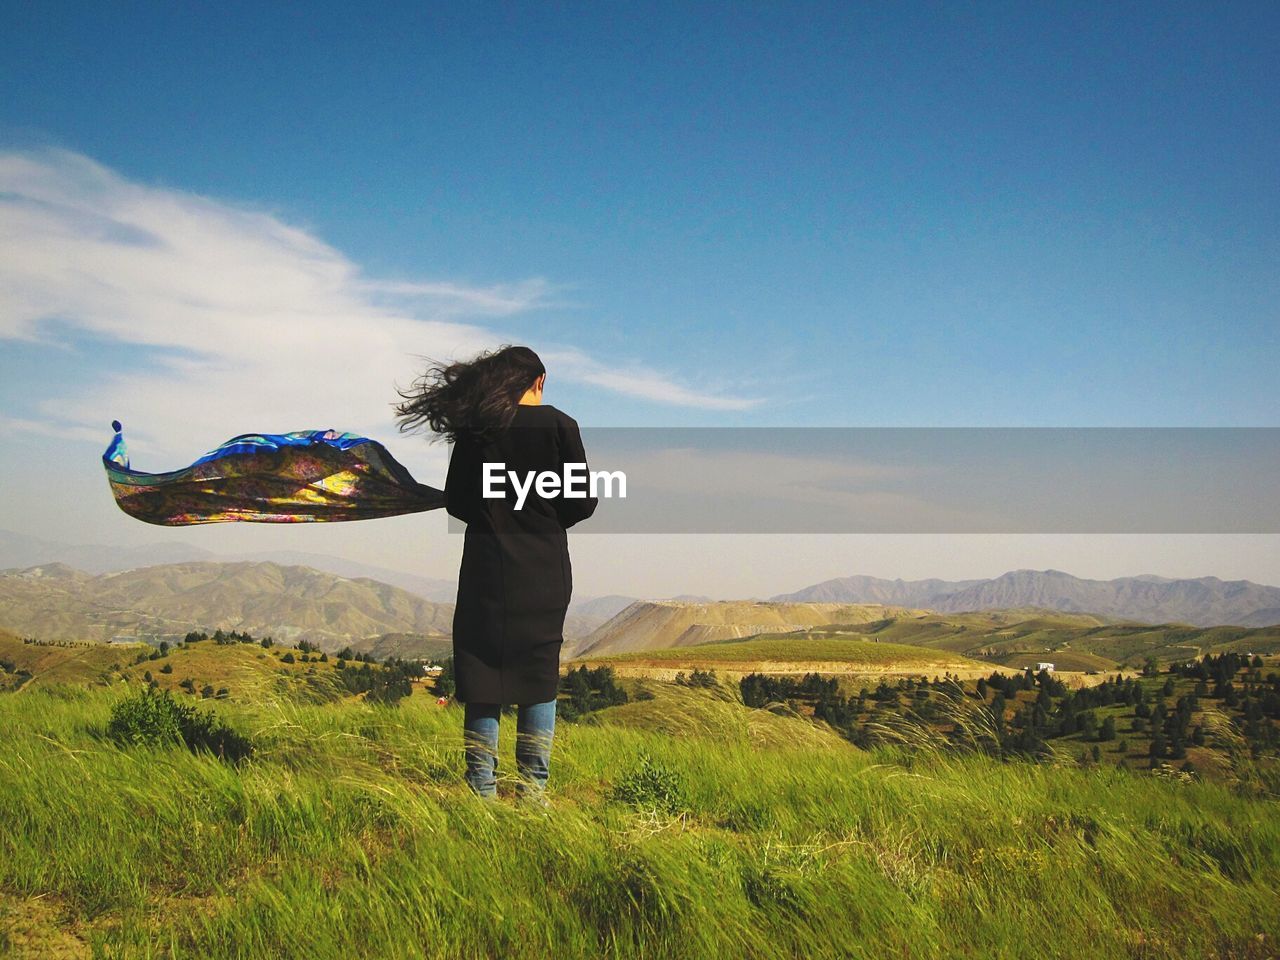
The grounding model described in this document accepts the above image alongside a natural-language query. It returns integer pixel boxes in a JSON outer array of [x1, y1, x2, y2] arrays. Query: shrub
[[281, 652, 296, 664], [107, 688, 182, 747], [107, 688, 253, 762], [609, 752, 689, 814], [160, 663, 173, 674]]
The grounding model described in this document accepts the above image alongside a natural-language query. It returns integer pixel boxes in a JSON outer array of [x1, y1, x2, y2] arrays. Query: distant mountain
[[567, 600, 923, 659], [0, 561, 453, 651], [0, 529, 216, 573], [773, 569, 1280, 627], [0, 529, 457, 602]]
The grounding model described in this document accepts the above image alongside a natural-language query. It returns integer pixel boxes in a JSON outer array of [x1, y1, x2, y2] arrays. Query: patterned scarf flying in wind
[[103, 421, 444, 526]]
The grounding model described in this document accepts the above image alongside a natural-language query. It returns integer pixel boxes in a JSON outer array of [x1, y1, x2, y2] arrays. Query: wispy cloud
[[0, 148, 755, 466], [546, 347, 757, 411]]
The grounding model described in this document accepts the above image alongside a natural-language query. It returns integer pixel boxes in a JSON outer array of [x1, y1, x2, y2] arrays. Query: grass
[[1, 677, 1278, 958]]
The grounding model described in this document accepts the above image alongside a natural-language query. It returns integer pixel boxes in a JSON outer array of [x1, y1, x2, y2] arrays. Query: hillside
[[730, 611, 1280, 671], [567, 600, 924, 658], [0, 561, 453, 651], [570, 608, 1280, 677], [574, 635, 987, 679], [774, 569, 1280, 627], [0, 628, 132, 690], [0, 628, 425, 705]]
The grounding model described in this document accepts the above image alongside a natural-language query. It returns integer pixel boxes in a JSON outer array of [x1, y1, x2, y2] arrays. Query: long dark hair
[[394, 345, 546, 443]]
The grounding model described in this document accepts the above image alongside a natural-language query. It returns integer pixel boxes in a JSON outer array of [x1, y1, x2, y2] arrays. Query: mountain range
[[5, 525, 1280, 660], [0, 529, 459, 601], [771, 569, 1280, 627]]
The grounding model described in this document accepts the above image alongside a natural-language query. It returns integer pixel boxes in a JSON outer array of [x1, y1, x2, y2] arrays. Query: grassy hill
[[0, 630, 412, 705], [857, 611, 1280, 668], [0, 669, 1277, 958], [604, 610, 1280, 675], [576, 635, 985, 677], [0, 629, 134, 690]]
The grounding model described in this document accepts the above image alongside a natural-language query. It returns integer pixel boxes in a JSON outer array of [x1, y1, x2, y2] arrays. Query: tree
[[200, 684, 215, 699], [1149, 733, 1166, 762], [567, 668, 592, 712], [281, 652, 295, 664], [434, 657, 455, 698], [1078, 710, 1098, 740], [1099, 716, 1117, 741], [160, 663, 173, 674]]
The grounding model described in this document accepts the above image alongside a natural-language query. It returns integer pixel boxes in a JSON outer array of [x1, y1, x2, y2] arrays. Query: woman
[[395, 345, 597, 800]]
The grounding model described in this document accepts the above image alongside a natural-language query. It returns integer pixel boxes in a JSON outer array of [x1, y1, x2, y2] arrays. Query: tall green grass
[[0, 683, 1276, 959]]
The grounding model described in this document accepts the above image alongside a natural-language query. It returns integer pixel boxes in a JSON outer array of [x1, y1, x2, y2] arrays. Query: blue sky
[[1, 2, 1278, 592]]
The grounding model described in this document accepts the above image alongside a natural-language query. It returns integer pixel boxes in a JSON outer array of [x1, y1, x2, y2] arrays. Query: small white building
[[1036, 662, 1055, 673]]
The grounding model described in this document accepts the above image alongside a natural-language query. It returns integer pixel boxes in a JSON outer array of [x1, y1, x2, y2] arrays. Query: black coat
[[444, 404, 597, 704]]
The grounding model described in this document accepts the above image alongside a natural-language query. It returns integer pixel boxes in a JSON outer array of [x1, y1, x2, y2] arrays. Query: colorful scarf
[[103, 421, 444, 526]]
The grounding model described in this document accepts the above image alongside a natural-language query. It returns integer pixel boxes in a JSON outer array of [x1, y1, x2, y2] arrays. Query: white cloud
[[0, 148, 756, 470], [545, 347, 757, 411]]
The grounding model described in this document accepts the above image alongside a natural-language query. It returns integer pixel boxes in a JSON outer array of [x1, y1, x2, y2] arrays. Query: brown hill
[[0, 561, 453, 652], [567, 600, 925, 658]]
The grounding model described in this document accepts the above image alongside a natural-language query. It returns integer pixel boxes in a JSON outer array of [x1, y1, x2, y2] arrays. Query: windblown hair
[[394, 345, 546, 443]]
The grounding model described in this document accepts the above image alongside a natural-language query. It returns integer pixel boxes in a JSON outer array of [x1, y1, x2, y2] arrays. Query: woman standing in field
[[395, 345, 597, 801]]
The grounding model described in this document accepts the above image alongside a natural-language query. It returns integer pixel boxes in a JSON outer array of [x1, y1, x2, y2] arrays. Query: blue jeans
[[463, 699, 557, 799]]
